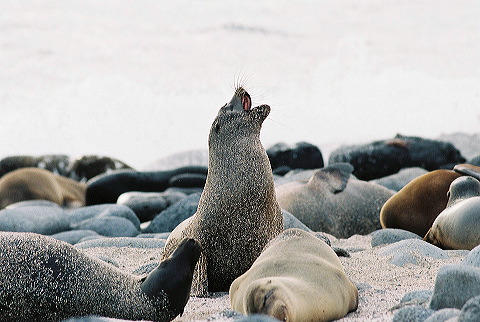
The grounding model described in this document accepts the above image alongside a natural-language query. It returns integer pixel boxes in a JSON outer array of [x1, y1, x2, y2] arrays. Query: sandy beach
[[79, 232, 468, 321]]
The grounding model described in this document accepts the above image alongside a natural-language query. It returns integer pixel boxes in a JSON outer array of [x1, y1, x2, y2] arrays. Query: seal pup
[[0, 167, 86, 209], [229, 228, 358, 321], [380, 169, 462, 236], [162, 87, 283, 294], [0, 232, 201, 321], [276, 163, 395, 238], [423, 176, 480, 250]]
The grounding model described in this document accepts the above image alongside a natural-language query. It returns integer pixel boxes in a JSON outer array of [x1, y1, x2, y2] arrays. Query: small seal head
[[211, 87, 271, 144], [446, 176, 480, 207]]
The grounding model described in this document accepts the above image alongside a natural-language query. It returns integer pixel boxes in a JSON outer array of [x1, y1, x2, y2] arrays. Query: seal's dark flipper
[[141, 238, 201, 316], [310, 163, 354, 193], [454, 164, 480, 181]]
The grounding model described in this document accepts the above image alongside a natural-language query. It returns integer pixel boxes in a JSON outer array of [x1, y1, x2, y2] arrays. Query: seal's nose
[[226, 87, 251, 112]]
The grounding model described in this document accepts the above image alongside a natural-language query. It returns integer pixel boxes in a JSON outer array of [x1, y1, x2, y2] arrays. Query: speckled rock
[[207, 310, 280, 321], [458, 295, 480, 322], [50, 230, 102, 244], [430, 264, 480, 310], [0, 204, 69, 235], [370, 167, 428, 191], [117, 190, 187, 222], [62, 317, 127, 322], [379, 239, 449, 266], [66, 204, 141, 230], [401, 290, 434, 307], [72, 216, 140, 237], [393, 306, 434, 322], [424, 308, 461, 322], [142, 193, 201, 233], [75, 237, 166, 249], [6, 199, 62, 209], [371, 229, 422, 247], [462, 245, 480, 267]]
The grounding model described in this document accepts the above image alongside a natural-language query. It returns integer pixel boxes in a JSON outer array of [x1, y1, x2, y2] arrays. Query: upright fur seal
[[162, 87, 283, 294], [0, 167, 86, 209], [0, 232, 201, 321], [230, 228, 358, 321], [423, 176, 480, 250]]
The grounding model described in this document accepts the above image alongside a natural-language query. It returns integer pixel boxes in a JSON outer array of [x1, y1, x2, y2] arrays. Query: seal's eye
[[215, 123, 220, 134]]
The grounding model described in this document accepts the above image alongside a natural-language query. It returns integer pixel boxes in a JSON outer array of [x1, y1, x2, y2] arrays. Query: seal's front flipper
[[309, 163, 354, 193], [141, 238, 202, 317]]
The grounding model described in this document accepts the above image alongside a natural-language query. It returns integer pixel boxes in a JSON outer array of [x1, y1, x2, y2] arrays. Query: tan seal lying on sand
[[230, 228, 358, 321], [0, 167, 86, 209], [423, 176, 480, 250], [161, 87, 283, 294]]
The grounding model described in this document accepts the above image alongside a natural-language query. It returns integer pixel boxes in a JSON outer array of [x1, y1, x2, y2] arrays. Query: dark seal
[[161, 87, 284, 294], [0, 232, 201, 321]]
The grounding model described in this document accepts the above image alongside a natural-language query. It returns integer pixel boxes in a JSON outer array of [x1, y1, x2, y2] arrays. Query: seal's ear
[[309, 163, 353, 193]]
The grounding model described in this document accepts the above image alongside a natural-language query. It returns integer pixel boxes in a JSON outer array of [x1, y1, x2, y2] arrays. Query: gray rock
[[62, 316, 129, 321], [207, 310, 280, 321], [459, 295, 480, 322], [117, 190, 187, 222], [136, 233, 171, 239], [6, 200, 62, 209], [401, 290, 434, 306], [424, 308, 461, 322], [50, 230, 101, 244], [142, 193, 201, 233], [393, 305, 434, 322], [430, 265, 480, 310], [66, 204, 141, 230], [72, 216, 139, 237], [462, 245, 480, 267], [371, 229, 422, 247], [282, 209, 312, 232], [75, 237, 166, 249], [0, 205, 69, 235], [379, 239, 449, 266], [371, 167, 428, 191]]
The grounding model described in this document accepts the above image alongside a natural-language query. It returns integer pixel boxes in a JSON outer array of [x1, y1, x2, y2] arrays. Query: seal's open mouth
[[235, 87, 252, 111]]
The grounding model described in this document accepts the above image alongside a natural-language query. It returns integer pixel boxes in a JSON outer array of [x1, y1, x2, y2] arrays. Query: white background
[[1, 0, 479, 168]]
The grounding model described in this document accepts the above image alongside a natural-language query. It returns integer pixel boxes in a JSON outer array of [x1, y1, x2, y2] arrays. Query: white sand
[[84, 234, 467, 321]]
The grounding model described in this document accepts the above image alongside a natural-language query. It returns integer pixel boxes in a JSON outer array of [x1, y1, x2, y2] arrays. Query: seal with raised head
[[275, 163, 395, 238], [161, 87, 283, 294], [379, 169, 463, 237], [229, 228, 358, 321], [423, 176, 480, 250], [0, 232, 201, 321], [0, 167, 86, 209]]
